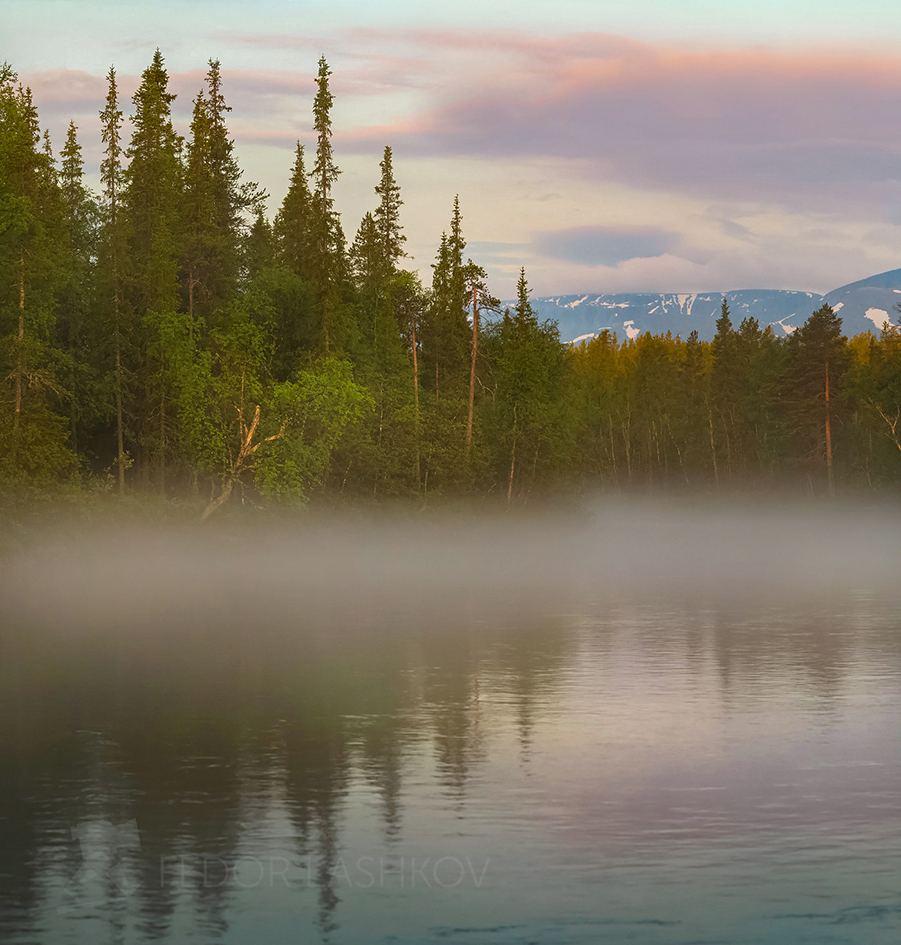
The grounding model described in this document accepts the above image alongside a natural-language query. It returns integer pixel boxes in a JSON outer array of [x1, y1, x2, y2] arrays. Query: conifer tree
[[425, 198, 470, 399], [182, 60, 260, 322], [274, 142, 314, 279], [59, 122, 85, 224], [57, 121, 98, 454], [183, 87, 213, 325], [461, 259, 498, 454], [98, 65, 128, 491], [350, 209, 394, 367], [0, 67, 73, 480], [245, 206, 274, 279], [448, 195, 465, 293], [205, 59, 253, 246], [678, 329, 710, 481], [350, 211, 381, 291], [711, 296, 741, 476], [269, 146, 319, 378], [125, 49, 182, 312], [308, 55, 347, 352], [124, 48, 184, 490], [483, 269, 570, 501], [787, 304, 847, 495], [311, 56, 339, 221], [373, 146, 405, 272]]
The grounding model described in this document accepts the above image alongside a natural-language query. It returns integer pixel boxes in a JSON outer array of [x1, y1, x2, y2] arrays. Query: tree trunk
[[202, 477, 233, 522]]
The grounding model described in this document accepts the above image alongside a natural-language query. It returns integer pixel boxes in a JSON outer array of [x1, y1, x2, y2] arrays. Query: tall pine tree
[[308, 55, 348, 353], [373, 146, 405, 272], [123, 49, 184, 491], [98, 66, 129, 490]]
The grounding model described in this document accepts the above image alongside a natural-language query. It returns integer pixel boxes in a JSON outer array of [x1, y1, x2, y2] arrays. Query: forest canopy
[[1, 52, 900, 517]]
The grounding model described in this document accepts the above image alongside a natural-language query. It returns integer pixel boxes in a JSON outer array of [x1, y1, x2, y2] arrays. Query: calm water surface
[[1, 513, 900, 944]]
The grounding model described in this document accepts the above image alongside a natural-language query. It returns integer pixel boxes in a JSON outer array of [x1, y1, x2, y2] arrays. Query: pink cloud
[[330, 33, 901, 213], [20, 31, 901, 226]]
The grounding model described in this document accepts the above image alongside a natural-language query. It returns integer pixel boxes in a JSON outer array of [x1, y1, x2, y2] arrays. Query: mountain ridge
[[501, 268, 901, 343]]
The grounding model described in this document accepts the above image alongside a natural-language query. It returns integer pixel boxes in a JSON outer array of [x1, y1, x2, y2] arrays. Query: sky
[[4, 0, 901, 297]]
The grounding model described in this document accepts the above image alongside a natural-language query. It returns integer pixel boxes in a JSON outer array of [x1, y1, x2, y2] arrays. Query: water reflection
[[1, 511, 900, 943]]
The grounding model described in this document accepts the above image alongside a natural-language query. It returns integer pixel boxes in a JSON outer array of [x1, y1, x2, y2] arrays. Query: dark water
[[1, 510, 900, 944]]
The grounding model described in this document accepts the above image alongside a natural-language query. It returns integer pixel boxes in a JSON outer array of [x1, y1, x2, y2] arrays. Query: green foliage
[[1, 51, 899, 511], [274, 143, 313, 279], [255, 358, 371, 500], [482, 270, 572, 500], [0, 64, 74, 481], [373, 146, 405, 271], [423, 198, 471, 400]]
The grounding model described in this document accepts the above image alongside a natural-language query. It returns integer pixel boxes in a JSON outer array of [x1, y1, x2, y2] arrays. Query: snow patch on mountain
[[505, 269, 901, 343], [774, 318, 796, 336], [865, 308, 890, 330]]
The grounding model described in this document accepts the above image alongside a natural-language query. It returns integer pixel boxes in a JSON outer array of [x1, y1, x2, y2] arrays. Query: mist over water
[[1, 503, 900, 944]]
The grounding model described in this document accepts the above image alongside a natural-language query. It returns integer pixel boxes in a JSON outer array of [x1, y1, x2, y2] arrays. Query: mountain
[[821, 271, 901, 337], [503, 268, 901, 343]]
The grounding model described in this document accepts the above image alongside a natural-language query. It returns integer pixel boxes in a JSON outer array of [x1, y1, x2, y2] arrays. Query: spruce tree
[[461, 259, 498, 454], [124, 48, 184, 490], [98, 65, 129, 491], [308, 55, 347, 353], [711, 296, 741, 477], [448, 195, 465, 292], [373, 146, 405, 272], [57, 121, 98, 454], [274, 142, 314, 279], [350, 211, 381, 291], [0, 67, 73, 479], [677, 329, 709, 481], [183, 86, 213, 325], [787, 304, 847, 495], [245, 207, 274, 279], [424, 198, 470, 399], [184, 59, 259, 321], [311, 56, 339, 221]]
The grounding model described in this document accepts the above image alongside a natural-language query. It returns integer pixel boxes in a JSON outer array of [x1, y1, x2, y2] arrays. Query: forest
[[1, 51, 900, 518]]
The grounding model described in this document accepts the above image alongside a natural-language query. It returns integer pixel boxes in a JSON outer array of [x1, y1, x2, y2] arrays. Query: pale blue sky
[[7, 0, 901, 69], [4, 0, 900, 295]]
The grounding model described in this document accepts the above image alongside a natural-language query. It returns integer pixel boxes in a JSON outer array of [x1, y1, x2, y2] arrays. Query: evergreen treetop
[[373, 145, 405, 271]]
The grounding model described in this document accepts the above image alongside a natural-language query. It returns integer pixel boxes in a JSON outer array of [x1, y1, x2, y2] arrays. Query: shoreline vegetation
[[1, 52, 900, 524]]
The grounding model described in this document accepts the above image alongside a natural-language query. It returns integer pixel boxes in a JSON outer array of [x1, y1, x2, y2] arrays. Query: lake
[[1, 505, 899, 944]]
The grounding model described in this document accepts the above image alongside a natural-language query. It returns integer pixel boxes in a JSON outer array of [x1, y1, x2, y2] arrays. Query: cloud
[[18, 28, 901, 297], [718, 218, 753, 241], [29, 32, 901, 217], [21, 69, 110, 117], [336, 32, 901, 214], [533, 225, 679, 267]]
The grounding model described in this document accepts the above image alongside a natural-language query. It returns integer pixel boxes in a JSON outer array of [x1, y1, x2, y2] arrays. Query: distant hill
[[502, 268, 901, 343]]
